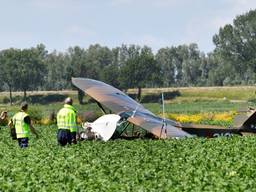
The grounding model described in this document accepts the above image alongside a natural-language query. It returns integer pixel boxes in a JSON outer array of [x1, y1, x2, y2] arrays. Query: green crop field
[[1, 86, 256, 191], [1, 126, 256, 191]]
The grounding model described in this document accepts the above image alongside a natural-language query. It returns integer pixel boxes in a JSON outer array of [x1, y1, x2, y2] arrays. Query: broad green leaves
[[0, 125, 256, 191]]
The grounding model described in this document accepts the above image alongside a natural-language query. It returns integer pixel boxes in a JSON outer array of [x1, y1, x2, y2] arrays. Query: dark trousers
[[11, 128, 17, 140], [71, 132, 77, 144], [18, 138, 29, 148], [57, 129, 71, 146]]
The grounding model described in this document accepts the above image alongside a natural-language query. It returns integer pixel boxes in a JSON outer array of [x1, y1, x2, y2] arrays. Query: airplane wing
[[72, 77, 191, 138], [123, 111, 191, 138]]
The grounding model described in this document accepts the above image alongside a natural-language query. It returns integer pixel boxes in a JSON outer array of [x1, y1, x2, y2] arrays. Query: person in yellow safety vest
[[9, 102, 38, 148], [57, 97, 78, 146]]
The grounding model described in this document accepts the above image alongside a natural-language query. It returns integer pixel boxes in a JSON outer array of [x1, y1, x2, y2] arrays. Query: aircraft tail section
[[233, 108, 256, 130]]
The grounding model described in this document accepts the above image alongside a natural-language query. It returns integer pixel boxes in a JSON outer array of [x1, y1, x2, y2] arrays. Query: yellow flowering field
[[164, 111, 237, 126]]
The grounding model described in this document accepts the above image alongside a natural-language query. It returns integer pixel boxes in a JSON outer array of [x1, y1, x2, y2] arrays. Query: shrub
[[141, 91, 181, 103]]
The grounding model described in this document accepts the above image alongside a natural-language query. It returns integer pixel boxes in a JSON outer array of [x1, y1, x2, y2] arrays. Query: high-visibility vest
[[13, 111, 30, 138], [57, 104, 77, 132]]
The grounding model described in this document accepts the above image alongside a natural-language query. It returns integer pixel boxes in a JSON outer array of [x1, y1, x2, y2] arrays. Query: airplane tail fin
[[233, 107, 256, 129]]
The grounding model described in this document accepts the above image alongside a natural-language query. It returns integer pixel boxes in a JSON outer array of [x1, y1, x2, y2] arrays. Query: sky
[[0, 0, 256, 53]]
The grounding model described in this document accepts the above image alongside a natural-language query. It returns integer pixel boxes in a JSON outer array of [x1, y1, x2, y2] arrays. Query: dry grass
[[128, 86, 256, 100], [0, 90, 76, 97], [1, 85, 256, 103]]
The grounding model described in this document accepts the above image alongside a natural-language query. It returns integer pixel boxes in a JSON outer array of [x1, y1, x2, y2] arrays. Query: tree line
[[1, 9, 256, 103]]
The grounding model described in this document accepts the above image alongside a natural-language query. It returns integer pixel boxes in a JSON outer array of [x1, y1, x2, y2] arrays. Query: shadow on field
[[140, 90, 181, 103], [2, 94, 68, 104]]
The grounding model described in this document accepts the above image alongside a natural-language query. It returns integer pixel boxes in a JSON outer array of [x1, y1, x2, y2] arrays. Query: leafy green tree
[[0, 49, 20, 104], [101, 47, 120, 88], [85, 44, 113, 81], [68, 44, 114, 103], [180, 44, 202, 86], [157, 44, 203, 87], [213, 9, 256, 85], [17, 47, 46, 100], [156, 48, 175, 87], [66, 46, 87, 104], [45, 51, 70, 90], [120, 46, 160, 100]]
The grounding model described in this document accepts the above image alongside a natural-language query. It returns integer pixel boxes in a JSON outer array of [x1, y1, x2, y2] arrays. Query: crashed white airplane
[[72, 78, 256, 141]]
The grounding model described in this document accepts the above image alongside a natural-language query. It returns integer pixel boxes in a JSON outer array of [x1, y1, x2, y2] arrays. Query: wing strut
[[159, 93, 167, 138], [96, 101, 108, 114], [117, 122, 130, 137]]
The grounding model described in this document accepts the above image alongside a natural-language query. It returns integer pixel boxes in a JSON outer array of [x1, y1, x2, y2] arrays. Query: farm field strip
[[0, 126, 256, 191]]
